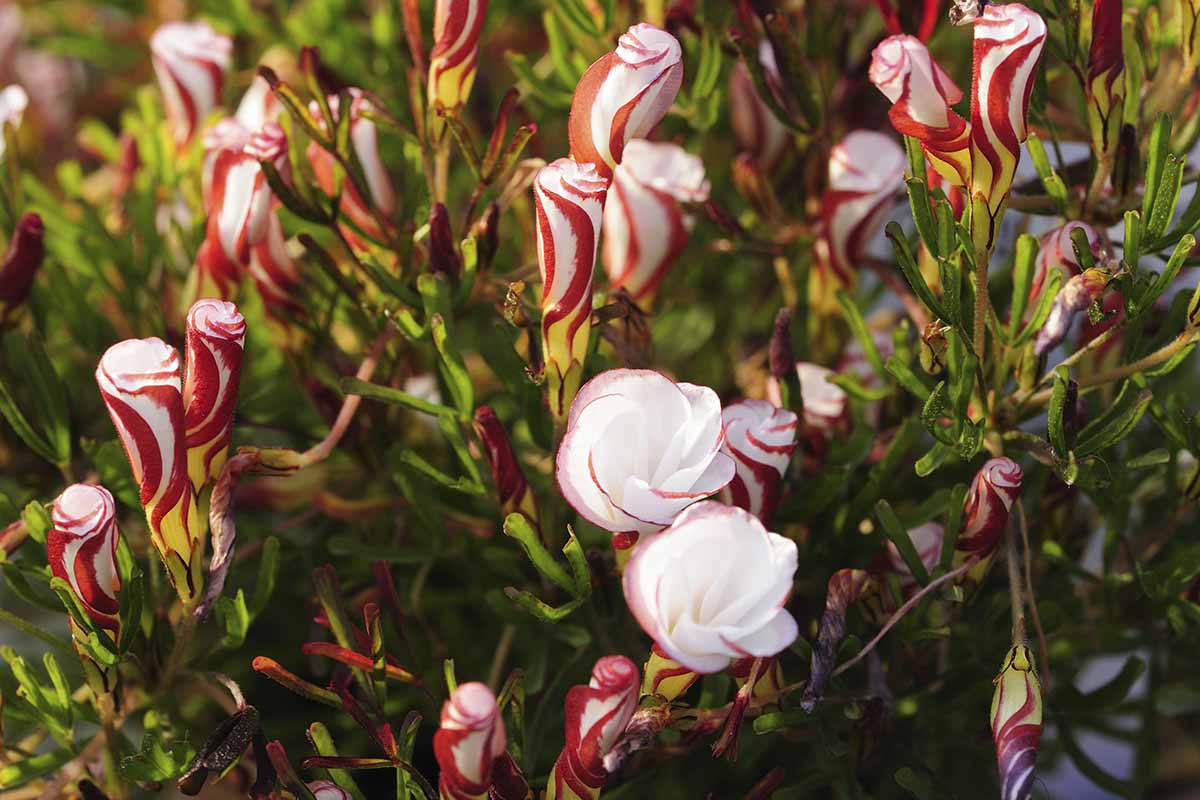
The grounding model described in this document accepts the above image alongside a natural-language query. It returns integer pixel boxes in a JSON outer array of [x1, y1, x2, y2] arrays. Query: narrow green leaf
[[876, 500, 931, 585], [835, 290, 886, 377], [1009, 234, 1039, 341], [886, 222, 949, 321], [885, 355, 931, 401], [1047, 366, 1073, 458]]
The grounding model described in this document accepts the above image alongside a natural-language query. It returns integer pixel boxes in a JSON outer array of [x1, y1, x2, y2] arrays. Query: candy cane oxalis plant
[[0, 0, 1199, 797]]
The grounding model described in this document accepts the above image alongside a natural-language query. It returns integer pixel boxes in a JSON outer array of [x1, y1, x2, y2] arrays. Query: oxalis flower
[[568, 23, 683, 178], [433, 681, 508, 800], [991, 645, 1043, 800], [968, 3, 1047, 252], [150, 21, 233, 147], [1030, 221, 1101, 306], [428, 0, 488, 121], [0, 212, 44, 324], [954, 457, 1023, 586], [96, 338, 204, 604], [183, 299, 246, 493], [533, 157, 608, 420], [473, 405, 538, 524], [0, 84, 28, 160], [601, 139, 709, 306], [194, 145, 274, 300], [556, 369, 734, 557], [730, 41, 790, 170], [1086, 0, 1124, 156], [870, 34, 970, 187], [718, 399, 798, 525], [816, 130, 906, 290], [623, 501, 799, 674], [546, 655, 639, 800]]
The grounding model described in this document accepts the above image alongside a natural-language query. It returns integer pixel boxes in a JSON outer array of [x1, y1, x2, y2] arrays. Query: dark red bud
[[769, 307, 794, 380], [0, 213, 46, 316], [429, 203, 461, 277], [473, 405, 529, 512]]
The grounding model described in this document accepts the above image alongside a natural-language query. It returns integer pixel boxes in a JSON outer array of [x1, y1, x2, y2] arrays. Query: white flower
[[0, 85, 28, 159], [797, 362, 850, 433], [623, 501, 799, 673], [719, 399, 797, 523], [556, 369, 734, 536]]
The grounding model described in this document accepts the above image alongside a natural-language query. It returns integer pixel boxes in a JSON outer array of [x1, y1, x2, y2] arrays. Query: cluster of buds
[[556, 369, 733, 561], [869, 5, 1046, 253], [433, 682, 509, 800], [428, 0, 488, 133], [601, 139, 709, 307], [1087, 0, 1124, 158], [814, 130, 906, 292], [718, 399, 798, 525], [0, 212, 44, 324], [535, 23, 683, 418], [991, 645, 1044, 800], [473, 405, 538, 524], [1033, 268, 1111, 357], [546, 655, 639, 800], [954, 457, 1024, 586], [96, 300, 246, 606], [150, 21, 232, 147], [48, 484, 122, 693], [0, 83, 27, 159]]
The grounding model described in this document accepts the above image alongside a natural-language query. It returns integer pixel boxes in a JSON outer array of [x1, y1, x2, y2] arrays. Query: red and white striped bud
[[546, 655, 639, 800], [1033, 268, 1109, 357], [150, 21, 232, 147], [307, 90, 397, 247], [433, 682, 507, 800], [640, 643, 698, 702], [954, 457, 1023, 585], [991, 645, 1043, 800], [473, 405, 538, 523], [307, 782, 352, 800], [183, 299, 246, 493], [719, 399, 798, 524], [870, 34, 971, 187], [729, 42, 790, 169], [568, 23, 683, 178], [801, 568, 876, 711], [0, 212, 44, 323], [602, 140, 708, 306], [0, 84, 28, 159], [1086, 0, 1124, 156], [48, 484, 121, 638], [248, 214, 303, 318], [796, 362, 850, 435], [533, 157, 608, 419], [234, 75, 281, 134], [96, 338, 204, 605], [201, 118, 251, 204], [1030, 221, 1100, 305], [194, 143, 275, 301], [428, 0, 488, 116], [816, 130, 906, 288], [968, 4, 1047, 252]]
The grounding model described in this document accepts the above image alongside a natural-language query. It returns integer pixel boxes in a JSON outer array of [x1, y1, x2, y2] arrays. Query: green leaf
[[1076, 389, 1153, 458], [1145, 154, 1185, 243], [503, 513, 573, 595], [397, 449, 485, 495], [1013, 268, 1063, 347], [249, 536, 281, 619], [504, 587, 587, 622], [1135, 234, 1195, 320], [905, 175, 939, 260], [886, 222, 948, 321], [0, 331, 71, 466], [1008, 234, 1038, 341], [835, 290, 885, 377], [886, 355, 932, 401], [921, 382, 955, 445], [1047, 366, 1073, 458], [876, 499, 930, 585], [0, 748, 74, 789], [914, 441, 954, 477], [216, 590, 252, 649], [120, 733, 196, 783], [307, 722, 367, 800], [341, 377, 458, 418], [1123, 209, 1141, 269], [1141, 113, 1172, 227], [20, 501, 51, 545], [1026, 133, 1068, 214], [430, 314, 474, 418], [940, 483, 968, 570]]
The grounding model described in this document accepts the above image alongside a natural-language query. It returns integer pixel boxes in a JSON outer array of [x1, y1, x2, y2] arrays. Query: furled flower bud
[[183, 299, 246, 493], [307, 781, 352, 800], [428, 0, 488, 118], [546, 655, 639, 800], [0, 212, 45, 323], [1030, 222, 1101, 305], [954, 457, 1023, 585], [202, 118, 251, 203], [533, 157, 608, 419], [870, 35, 971, 186], [796, 362, 850, 434], [623, 502, 798, 674], [641, 644, 698, 702], [196, 147, 273, 299], [769, 307, 795, 380], [602, 140, 709, 306], [568, 23, 683, 178], [0, 84, 28, 159], [801, 568, 876, 711], [557, 369, 734, 560], [246, 121, 289, 173], [968, 4, 1047, 252], [1087, 0, 1124, 157], [49, 484, 121, 637], [428, 202, 461, 277], [729, 42, 790, 169], [991, 645, 1043, 800], [250, 215, 303, 318], [307, 90, 397, 247], [96, 338, 204, 604], [234, 75, 282, 134], [816, 130, 906, 288], [719, 399, 798, 524], [885, 521, 944, 592], [473, 405, 538, 523], [150, 21, 233, 147], [1033, 268, 1110, 356], [433, 682, 508, 800]]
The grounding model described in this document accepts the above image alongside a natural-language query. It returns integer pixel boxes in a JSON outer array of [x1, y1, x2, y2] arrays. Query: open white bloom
[[556, 369, 734, 536], [0, 85, 28, 159], [623, 501, 799, 673]]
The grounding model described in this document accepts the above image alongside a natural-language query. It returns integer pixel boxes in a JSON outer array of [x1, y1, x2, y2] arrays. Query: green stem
[[973, 247, 991, 361]]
